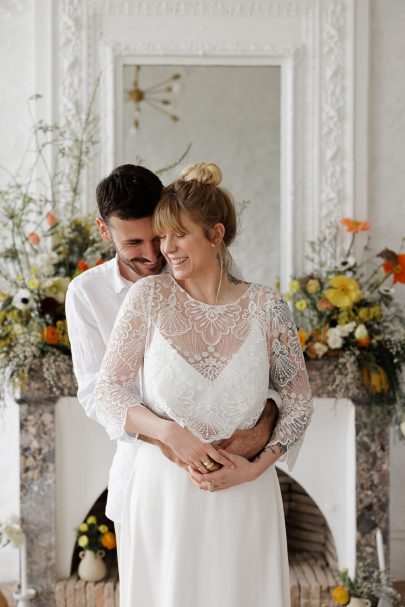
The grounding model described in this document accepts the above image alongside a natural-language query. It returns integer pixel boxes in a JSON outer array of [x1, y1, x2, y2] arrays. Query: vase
[[77, 550, 107, 582], [348, 598, 371, 607]]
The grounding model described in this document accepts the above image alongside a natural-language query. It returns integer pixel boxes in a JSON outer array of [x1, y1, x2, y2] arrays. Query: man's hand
[[217, 399, 279, 460]]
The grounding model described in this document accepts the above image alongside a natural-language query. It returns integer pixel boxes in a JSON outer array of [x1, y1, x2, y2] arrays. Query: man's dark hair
[[96, 164, 163, 222]]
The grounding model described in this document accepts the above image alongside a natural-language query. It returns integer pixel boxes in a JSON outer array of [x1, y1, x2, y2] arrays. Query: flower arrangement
[[330, 563, 401, 606], [0, 89, 106, 396], [76, 515, 116, 553], [283, 218, 405, 433]]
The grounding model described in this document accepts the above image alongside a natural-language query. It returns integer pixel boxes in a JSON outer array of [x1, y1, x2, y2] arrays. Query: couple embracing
[[66, 161, 312, 607]]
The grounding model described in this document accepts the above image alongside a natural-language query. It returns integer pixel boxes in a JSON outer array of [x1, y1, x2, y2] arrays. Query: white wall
[[0, 0, 34, 583], [369, 0, 405, 579]]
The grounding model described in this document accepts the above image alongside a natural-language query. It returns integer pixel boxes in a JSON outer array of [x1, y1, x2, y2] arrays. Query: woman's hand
[[187, 450, 259, 491], [163, 422, 235, 474]]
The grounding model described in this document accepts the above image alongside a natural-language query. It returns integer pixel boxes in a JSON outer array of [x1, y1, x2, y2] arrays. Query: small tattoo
[[227, 273, 248, 286]]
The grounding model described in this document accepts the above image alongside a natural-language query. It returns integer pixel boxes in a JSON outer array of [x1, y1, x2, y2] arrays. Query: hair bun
[[180, 162, 222, 186]]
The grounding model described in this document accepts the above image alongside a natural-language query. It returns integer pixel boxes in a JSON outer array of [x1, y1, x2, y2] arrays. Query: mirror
[[122, 64, 281, 287]]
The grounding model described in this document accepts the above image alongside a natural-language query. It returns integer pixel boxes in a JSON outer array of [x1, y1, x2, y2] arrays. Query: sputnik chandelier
[[126, 65, 181, 129]]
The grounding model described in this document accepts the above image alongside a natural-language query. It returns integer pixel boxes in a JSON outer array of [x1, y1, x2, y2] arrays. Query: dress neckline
[[167, 273, 253, 308]]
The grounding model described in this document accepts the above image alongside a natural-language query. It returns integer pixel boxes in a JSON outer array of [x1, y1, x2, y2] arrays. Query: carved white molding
[[55, 0, 364, 277], [105, 0, 316, 18]]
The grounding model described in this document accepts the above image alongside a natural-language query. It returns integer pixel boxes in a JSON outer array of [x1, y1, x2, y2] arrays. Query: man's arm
[[217, 399, 279, 460]]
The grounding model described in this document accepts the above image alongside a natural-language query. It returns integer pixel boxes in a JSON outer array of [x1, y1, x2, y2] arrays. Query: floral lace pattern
[[95, 274, 313, 469]]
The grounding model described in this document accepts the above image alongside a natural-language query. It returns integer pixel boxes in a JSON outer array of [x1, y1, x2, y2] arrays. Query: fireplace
[[17, 360, 389, 606]]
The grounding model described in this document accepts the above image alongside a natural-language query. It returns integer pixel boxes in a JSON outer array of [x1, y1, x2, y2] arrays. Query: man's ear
[[96, 217, 112, 243]]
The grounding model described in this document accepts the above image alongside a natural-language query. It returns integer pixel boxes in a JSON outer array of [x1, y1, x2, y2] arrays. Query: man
[[65, 164, 280, 548]]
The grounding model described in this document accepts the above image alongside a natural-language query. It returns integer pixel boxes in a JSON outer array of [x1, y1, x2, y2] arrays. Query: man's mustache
[[130, 253, 164, 264]]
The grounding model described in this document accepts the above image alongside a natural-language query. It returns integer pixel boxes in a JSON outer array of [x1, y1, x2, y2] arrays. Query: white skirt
[[119, 442, 291, 607]]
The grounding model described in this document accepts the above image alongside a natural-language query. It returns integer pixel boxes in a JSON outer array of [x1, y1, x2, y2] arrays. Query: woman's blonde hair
[[153, 162, 237, 247]]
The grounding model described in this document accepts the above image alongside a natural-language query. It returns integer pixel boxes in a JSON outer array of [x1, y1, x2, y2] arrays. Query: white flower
[[0, 516, 23, 548], [354, 323, 368, 340], [327, 327, 344, 349], [12, 288, 34, 310], [35, 251, 59, 277], [313, 342, 328, 358], [338, 321, 356, 337], [338, 257, 356, 271]]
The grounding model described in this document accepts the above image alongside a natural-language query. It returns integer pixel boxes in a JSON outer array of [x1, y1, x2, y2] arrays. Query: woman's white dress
[[95, 274, 313, 607]]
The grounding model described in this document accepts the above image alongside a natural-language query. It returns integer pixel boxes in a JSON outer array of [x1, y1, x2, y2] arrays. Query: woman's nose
[[162, 235, 176, 254]]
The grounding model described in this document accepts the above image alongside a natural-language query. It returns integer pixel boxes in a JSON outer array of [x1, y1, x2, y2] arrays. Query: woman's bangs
[[153, 199, 184, 235]]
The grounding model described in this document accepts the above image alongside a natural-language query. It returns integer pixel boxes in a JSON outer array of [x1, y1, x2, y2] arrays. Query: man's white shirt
[[66, 255, 281, 523]]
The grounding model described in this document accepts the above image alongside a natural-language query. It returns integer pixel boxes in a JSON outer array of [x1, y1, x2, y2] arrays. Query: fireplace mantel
[[16, 359, 389, 607]]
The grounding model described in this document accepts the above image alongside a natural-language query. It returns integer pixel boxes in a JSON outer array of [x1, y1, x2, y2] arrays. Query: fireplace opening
[[70, 489, 118, 576]]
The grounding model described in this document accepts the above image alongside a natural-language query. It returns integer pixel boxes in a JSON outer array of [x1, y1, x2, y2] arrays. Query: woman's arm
[[188, 290, 313, 490], [95, 278, 234, 472]]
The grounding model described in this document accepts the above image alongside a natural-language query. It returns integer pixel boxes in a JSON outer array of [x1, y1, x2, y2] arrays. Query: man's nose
[[143, 240, 161, 262]]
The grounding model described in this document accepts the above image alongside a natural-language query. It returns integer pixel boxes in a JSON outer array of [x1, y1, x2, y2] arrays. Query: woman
[[95, 162, 313, 607]]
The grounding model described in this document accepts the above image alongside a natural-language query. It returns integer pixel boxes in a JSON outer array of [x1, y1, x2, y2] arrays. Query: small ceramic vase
[[348, 598, 372, 607], [77, 549, 107, 582]]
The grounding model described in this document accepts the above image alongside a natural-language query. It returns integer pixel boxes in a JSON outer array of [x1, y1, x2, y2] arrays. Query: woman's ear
[[211, 223, 225, 247], [96, 217, 113, 243]]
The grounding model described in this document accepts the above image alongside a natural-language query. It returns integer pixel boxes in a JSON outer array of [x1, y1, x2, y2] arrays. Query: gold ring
[[206, 481, 216, 492], [203, 459, 215, 469]]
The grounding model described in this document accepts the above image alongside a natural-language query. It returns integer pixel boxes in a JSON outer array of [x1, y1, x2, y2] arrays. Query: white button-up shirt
[[66, 256, 138, 521], [66, 255, 281, 522]]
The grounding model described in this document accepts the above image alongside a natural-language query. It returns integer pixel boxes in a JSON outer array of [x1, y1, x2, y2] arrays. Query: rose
[[78, 535, 89, 548]]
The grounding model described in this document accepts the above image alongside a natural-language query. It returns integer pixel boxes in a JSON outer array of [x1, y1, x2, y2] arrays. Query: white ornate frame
[[38, 0, 369, 285]]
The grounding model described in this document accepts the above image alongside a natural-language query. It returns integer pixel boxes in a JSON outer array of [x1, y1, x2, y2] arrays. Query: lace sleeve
[[264, 291, 313, 470], [94, 278, 154, 440]]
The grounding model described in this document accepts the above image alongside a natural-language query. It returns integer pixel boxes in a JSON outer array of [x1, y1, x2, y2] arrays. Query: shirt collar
[[112, 255, 133, 294]]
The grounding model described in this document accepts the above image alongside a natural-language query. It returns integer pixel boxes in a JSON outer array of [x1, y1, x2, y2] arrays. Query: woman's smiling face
[[158, 212, 222, 280]]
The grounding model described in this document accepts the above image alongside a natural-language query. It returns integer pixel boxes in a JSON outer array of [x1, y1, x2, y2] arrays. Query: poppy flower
[[77, 261, 90, 272], [382, 253, 405, 284], [325, 275, 362, 308], [28, 231, 41, 245], [42, 326, 60, 345], [340, 218, 371, 233], [46, 212, 58, 227]]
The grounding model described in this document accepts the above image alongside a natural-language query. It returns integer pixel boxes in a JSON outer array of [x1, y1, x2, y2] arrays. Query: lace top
[[95, 274, 313, 469]]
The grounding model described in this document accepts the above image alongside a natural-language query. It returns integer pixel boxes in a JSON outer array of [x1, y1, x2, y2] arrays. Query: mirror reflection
[[122, 65, 281, 286]]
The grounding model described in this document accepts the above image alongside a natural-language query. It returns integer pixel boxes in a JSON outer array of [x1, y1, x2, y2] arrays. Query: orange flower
[[340, 218, 371, 233], [357, 336, 371, 347], [361, 366, 389, 393], [332, 585, 350, 605], [77, 260, 90, 272], [101, 531, 116, 550], [316, 297, 334, 312], [46, 212, 58, 227], [42, 326, 60, 345], [28, 231, 41, 245], [95, 258, 105, 266], [298, 328, 309, 348], [383, 253, 405, 284]]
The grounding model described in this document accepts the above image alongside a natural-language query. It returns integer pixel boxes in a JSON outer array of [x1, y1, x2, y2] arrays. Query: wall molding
[[52, 0, 368, 280]]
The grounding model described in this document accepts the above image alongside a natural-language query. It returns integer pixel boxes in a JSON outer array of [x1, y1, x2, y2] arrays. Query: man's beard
[[116, 250, 166, 278]]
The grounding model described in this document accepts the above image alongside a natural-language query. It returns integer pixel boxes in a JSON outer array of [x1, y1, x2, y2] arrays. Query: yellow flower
[[16, 274, 25, 283], [56, 320, 70, 348], [98, 525, 109, 534], [325, 275, 362, 308], [295, 299, 309, 311], [79, 523, 89, 532], [86, 515, 97, 525], [283, 292, 292, 302], [78, 535, 89, 548], [29, 267, 38, 275], [361, 366, 389, 393], [274, 279, 280, 291], [332, 585, 350, 605], [289, 280, 300, 294], [306, 279, 321, 294], [27, 278, 40, 290]]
